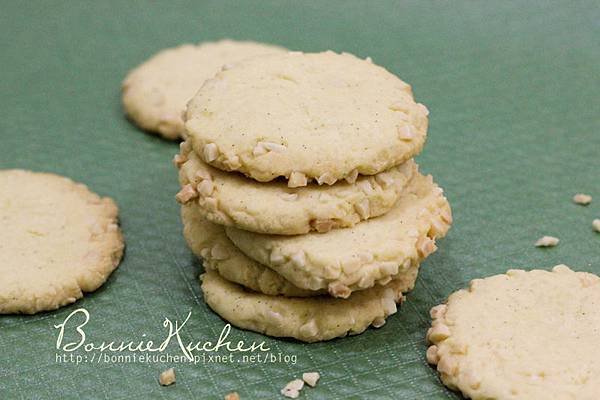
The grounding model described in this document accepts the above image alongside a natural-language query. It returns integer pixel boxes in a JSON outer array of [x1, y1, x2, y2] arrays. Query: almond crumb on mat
[[158, 368, 176, 386], [302, 372, 320, 387], [593, 219, 600, 233], [224, 392, 240, 400], [281, 379, 304, 398], [535, 236, 559, 247], [572, 193, 592, 205]]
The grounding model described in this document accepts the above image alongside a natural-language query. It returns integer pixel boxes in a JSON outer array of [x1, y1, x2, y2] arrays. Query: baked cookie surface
[[0, 170, 124, 314], [426, 265, 600, 400], [201, 270, 406, 342], [181, 206, 315, 297], [182, 206, 421, 297], [122, 40, 286, 139], [225, 173, 451, 297], [176, 142, 417, 235], [185, 51, 429, 183]]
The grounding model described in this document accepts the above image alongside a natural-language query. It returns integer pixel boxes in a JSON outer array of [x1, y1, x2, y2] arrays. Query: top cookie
[[185, 51, 429, 184], [0, 170, 124, 314], [122, 40, 286, 139], [426, 265, 600, 400]]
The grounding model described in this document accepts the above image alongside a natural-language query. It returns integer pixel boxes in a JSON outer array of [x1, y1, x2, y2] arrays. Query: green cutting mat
[[1, 1, 598, 399]]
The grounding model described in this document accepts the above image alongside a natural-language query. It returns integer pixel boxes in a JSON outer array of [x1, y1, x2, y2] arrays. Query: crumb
[[535, 236, 559, 247], [281, 379, 304, 398], [225, 392, 240, 400], [593, 219, 600, 233], [302, 372, 320, 387], [159, 368, 176, 386], [572, 193, 592, 205]]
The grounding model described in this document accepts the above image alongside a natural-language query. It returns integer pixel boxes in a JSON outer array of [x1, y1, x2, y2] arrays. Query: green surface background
[[1, 1, 598, 399]]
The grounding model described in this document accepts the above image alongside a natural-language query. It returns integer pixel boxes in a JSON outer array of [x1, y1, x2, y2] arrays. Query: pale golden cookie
[[225, 173, 451, 297], [181, 205, 315, 297], [176, 141, 417, 235], [122, 40, 286, 139], [182, 206, 421, 297], [427, 265, 600, 400], [185, 50, 428, 183], [0, 170, 124, 314], [201, 271, 405, 342]]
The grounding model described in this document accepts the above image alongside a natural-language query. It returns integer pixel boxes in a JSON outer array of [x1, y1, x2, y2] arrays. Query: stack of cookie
[[174, 51, 452, 342]]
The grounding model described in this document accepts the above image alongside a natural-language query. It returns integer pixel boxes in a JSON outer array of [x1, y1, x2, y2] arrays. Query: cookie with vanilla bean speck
[[122, 40, 286, 139], [427, 265, 600, 400], [0, 170, 124, 314], [224, 173, 451, 297], [182, 205, 421, 298], [175, 141, 417, 235], [200, 270, 405, 343], [184, 50, 429, 184]]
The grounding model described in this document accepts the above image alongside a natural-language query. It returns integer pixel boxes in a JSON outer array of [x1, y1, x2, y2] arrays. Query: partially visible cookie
[[176, 142, 417, 235], [181, 205, 315, 297], [0, 170, 124, 314], [122, 40, 286, 139], [225, 173, 451, 297], [185, 50, 429, 183], [201, 270, 405, 342], [182, 206, 421, 297], [426, 265, 600, 400]]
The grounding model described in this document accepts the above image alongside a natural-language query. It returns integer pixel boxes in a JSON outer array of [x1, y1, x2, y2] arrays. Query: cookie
[[181, 205, 315, 297], [185, 50, 429, 184], [426, 265, 600, 400], [182, 206, 421, 297], [176, 141, 417, 235], [0, 170, 124, 314], [225, 173, 451, 298], [122, 40, 286, 139], [200, 270, 405, 342]]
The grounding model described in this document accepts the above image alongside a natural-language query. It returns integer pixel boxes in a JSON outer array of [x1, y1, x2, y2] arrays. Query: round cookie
[[185, 50, 429, 184], [0, 170, 124, 314], [201, 271, 405, 342], [122, 40, 286, 139], [182, 206, 421, 297], [426, 265, 600, 400], [225, 173, 452, 298], [181, 205, 315, 297], [176, 141, 417, 235]]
